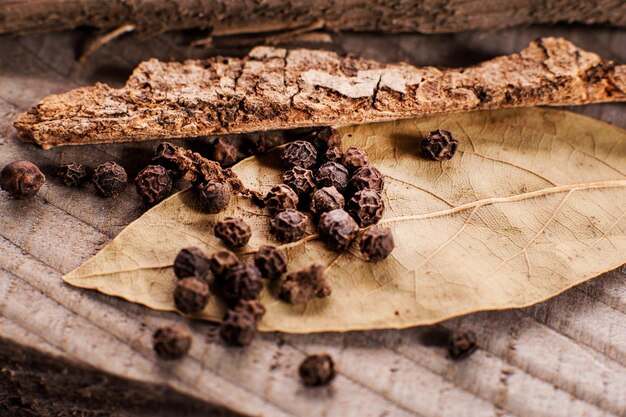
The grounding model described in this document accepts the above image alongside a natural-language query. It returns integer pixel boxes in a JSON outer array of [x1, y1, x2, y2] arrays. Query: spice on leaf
[[196, 180, 230, 213], [360, 226, 394, 261], [309, 186, 345, 218], [282, 140, 318, 168], [318, 209, 359, 251], [282, 166, 316, 197], [278, 263, 331, 304], [270, 209, 308, 243], [216, 263, 263, 306], [315, 161, 349, 192], [220, 308, 257, 347], [208, 250, 241, 279], [264, 184, 299, 215], [214, 217, 252, 248], [174, 247, 211, 280], [343, 147, 369, 172], [174, 276, 210, 314], [347, 188, 385, 227], [348, 165, 385, 195], [421, 129, 459, 161], [254, 245, 288, 280]]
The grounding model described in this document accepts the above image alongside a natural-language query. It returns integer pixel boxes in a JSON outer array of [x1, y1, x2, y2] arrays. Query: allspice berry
[[310, 186, 344, 217], [421, 129, 459, 161], [92, 161, 127, 198], [360, 226, 394, 261], [347, 165, 385, 195], [324, 147, 344, 164], [299, 354, 336, 386], [214, 217, 252, 247], [1, 160, 45, 199], [216, 263, 263, 305], [315, 162, 349, 193], [174, 276, 210, 314], [212, 137, 239, 166], [318, 209, 359, 251], [153, 324, 192, 360], [174, 247, 211, 280], [254, 245, 287, 280], [220, 308, 257, 347], [279, 263, 331, 305], [447, 329, 478, 360], [282, 140, 317, 169], [282, 166, 316, 197], [308, 127, 341, 152], [135, 165, 172, 204], [196, 181, 230, 213], [347, 188, 385, 227], [343, 147, 369, 172], [264, 184, 299, 215], [57, 162, 88, 187], [209, 250, 241, 279], [270, 209, 307, 243]]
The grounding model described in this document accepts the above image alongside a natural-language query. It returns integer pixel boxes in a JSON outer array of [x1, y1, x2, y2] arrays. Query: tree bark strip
[[14, 37, 626, 148], [1, 0, 625, 37]]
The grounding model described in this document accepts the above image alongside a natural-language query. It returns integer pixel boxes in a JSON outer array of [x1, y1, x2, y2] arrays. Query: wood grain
[[1, 27, 625, 417]]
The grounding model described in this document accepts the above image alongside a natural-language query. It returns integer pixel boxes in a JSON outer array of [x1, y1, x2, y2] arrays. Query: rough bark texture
[[1, 0, 625, 37], [14, 37, 626, 148]]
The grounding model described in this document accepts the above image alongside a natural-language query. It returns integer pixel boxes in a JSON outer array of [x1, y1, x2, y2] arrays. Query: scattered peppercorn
[[153, 142, 181, 175], [282, 140, 318, 168], [309, 186, 344, 218], [318, 209, 359, 251], [214, 217, 252, 247], [174, 247, 212, 280], [196, 180, 230, 213], [135, 165, 172, 204], [220, 308, 257, 347], [212, 137, 239, 166], [360, 226, 394, 261], [282, 166, 316, 197], [278, 263, 331, 304], [347, 165, 385, 195], [347, 188, 385, 227], [270, 209, 307, 243], [324, 147, 344, 164], [235, 299, 266, 322], [92, 161, 127, 198], [209, 250, 241, 279], [421, 129, 459, 161], [315, 162, 349, 193], [254, 245, 288, 280], [57, 162, 88, 187], [174, 276, 210, 314], [264, 184, 299, 215], [308, 127, 341, 152], [216, 263, 263, 305], [343, 147, 369, 172], [0, 160, 45, 199], [153, 324, 192, 360], [447, 329, 478, 360], [299, 354, 336, 387]]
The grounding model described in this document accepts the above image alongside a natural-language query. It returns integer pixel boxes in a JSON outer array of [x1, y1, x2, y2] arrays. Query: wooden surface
[[1, 26, 625, 417]]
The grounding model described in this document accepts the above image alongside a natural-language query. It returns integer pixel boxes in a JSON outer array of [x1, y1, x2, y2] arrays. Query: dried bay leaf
[[64, 108, 626, 332]]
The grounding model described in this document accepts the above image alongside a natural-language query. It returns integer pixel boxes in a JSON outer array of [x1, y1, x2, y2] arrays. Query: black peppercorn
[[310, 186, 344, 218], [254, 245, 287, 280], [348, 165, 385, 195], [448, 329, 478, 360], [174, 276, 210, 314], [324, 147, 344, 164], [315, 162, 349, 193], [264, 184, 299, 215], [220, 308, 257, 347], [1, 160, 45, 199], [308, 127, 341, 152], [422, 129, 459, 161], [282, 140, 317, 169], [196, 181, 230, 213], [318, 209, 359, 251], [212, 137, 239, 166], [209, 250, 241, 279], [279, 263, 331, 305], [343, 147, 369, 172], [57, 162, 88, 187], [270, 209, 307, 243], [360, 226, 394, 261], [135, 165, 173, 204], [299, 354, 336, 386], [174, 247, 212, 280], [92, 161, 127, 198], [216, 263, 263, 306], [235, 299, 267, 322], [347, 188, 385, 227], [282, 166, 316, 197], [153, 142, 181, 175], [214, 217, 252, 248], [153, 324, 192, 360]]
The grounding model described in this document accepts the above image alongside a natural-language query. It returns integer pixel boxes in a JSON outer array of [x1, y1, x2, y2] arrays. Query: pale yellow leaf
[[64, 108, 626, 332]]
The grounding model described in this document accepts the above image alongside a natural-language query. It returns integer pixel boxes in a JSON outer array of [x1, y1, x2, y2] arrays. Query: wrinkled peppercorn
[[254, 245, 287, 280], [92, 162, 127, 198], [282, 166, 316, 197], [422, 129, 459, 161], [347, 189, 385, 227], [308, 127, 341, 152], [209, 250, 241, 279], [220, 308, 257, 347], [360, 226, 394, 261], [153, 142, 181, 175], [153, 324, 192, 360], [57, 162, 88, 187], [135, 165, 172, 204], [299, 354, 336, 386], [348, 165, 385, 195], [0, 160, 45, 199], [282, 140, 317, 168], [174, 247, 211, 280], [212, 137, 239, 166], [279, 263, 331, 304], [216, 263, 262, 305], [343, 147, 369, 172], [315, 162, 349, 193], [310, 186, 344, 218], [174, 276, 210, 314], [264, 184, 299, 215], [236, 299, 266, 322], [270, 209, 307, 243], [324, 147, 344, 164], [448, 329, 478, 360], [214, 217, 252, 247], [318, 209, 359, 251], [196, 181, 230, 213]]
